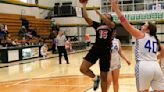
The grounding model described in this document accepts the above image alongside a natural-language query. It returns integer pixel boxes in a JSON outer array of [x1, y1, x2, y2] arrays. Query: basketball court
[[0, 0, 164, 92], [0, 46, 139, 92]]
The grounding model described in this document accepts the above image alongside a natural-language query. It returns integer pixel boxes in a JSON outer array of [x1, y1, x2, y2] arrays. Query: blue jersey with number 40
[[135, 33, 158, 61]]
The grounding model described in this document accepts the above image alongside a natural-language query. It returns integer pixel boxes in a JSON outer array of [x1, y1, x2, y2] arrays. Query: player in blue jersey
[[110, 0, 164, 92]]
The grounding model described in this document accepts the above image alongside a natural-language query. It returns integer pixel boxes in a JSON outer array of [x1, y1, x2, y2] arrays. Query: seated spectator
[[18, 26, 27, 37], [0, 23, 8, 40], [6, 34, 13, 46], [0, 29, 5, 40], [18, 26, 32, 39], [40, 43, 49, 59], [31, 28, 39, 37], [27, 28, 39, 38], [2, 24, 8, 37]]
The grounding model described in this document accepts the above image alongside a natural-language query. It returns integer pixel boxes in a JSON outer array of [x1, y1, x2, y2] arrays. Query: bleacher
[[0, 13, 52, 48]]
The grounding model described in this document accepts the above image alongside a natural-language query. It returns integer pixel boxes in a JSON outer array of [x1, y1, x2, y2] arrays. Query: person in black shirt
[[79, 1, 115, 92], [20, 17, 29, 30]]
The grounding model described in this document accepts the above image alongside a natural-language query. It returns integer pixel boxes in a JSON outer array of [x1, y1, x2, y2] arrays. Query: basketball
[[79, 0, 88, 3]]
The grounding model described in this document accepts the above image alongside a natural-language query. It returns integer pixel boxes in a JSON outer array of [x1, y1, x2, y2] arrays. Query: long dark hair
[[148, 22, 161, 51], [101, 14, 113, 25]]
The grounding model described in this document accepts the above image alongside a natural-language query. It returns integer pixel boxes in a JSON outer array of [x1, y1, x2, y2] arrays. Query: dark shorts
[[84, 46, 111, 72]]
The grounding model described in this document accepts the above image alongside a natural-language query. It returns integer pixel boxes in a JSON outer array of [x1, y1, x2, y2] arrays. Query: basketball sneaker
[[93, 75, 100, 91]]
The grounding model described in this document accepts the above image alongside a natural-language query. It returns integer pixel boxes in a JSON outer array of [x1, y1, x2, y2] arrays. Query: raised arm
[[81, 2, 93, 26], [118, 40, 131, 65], [93, 7, 115, 28], [110, 0, 144, 39]]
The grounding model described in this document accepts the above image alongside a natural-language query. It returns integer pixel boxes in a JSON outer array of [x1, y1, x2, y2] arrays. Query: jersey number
[[99, 30, 108, 39], [144, 40, 157, 53]]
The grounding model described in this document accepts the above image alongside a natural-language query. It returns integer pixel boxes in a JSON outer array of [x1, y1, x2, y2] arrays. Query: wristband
[[119, 16, 126, 22]]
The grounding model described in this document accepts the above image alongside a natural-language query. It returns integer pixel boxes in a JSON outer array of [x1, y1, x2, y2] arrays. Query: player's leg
[[135, 61, 153, 92], [100, 71, 108, 92], [107, 71, 112, 90], [57, 46, 62, 64], [99, 51, 111, 92], [80, 47, 99, 78], [80, 59, 95, 78], [112, 69, 120, 92], [63, 47, 69, 64]]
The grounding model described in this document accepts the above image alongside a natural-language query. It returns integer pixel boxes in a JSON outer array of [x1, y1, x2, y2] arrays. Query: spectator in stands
[[20, 17, 29, 30], [0, 23, 8, 45], [0, 24, 5, 39], [6, 34, 13, 46], [18, 26, 27, 37], [3, 24, 8, 31], [2, 24, 8, 35], [28, 28, 39, 38], [50, 19, 59, 33], [18, 26, 32, 39], [0, 23, 8, 39], [32, 29, 40, 37]]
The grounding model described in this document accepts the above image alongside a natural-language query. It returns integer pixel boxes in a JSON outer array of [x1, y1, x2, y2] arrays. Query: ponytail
[[148, 22, 161, 51], [154, 35, 161, 51]]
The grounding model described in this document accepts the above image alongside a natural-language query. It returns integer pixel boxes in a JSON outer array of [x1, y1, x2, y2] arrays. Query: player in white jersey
[[107, 30, 131, 92], [110, 0, 164, 92]]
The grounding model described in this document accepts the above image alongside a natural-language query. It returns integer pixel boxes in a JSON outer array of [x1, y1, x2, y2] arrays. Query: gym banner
[[112, 11, 164, 21]]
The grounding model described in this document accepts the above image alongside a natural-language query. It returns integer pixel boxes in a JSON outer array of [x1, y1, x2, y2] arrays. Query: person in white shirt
[[56, 31, 69, 64]]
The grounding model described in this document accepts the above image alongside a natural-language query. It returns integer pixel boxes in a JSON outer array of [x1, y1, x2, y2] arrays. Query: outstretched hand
[[110, 0, 119, 11]]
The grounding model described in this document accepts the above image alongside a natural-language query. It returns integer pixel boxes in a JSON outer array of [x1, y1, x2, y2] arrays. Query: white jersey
[[111, 38, 120, 67], [135, 33, 158, 62], [135, 34, 164, 91]]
